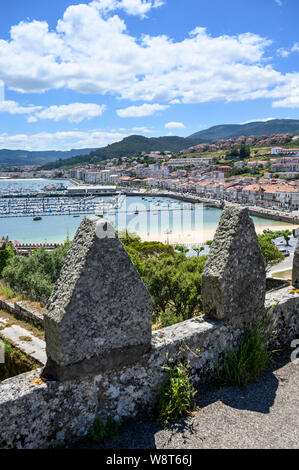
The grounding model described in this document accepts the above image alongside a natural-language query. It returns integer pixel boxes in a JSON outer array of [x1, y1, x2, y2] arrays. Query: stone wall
[[0, 286, 297, 449], [0, 298, 44, 328], [0, 209, 298, 449]]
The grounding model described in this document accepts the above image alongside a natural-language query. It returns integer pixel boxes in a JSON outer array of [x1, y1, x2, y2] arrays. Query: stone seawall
[[128, 192, 223, 208]]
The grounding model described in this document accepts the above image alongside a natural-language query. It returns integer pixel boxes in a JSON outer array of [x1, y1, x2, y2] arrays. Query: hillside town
[[2, 135, 299, 211]]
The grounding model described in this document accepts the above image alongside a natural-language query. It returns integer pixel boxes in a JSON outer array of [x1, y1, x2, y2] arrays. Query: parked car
[[279, 248, 290, 257]]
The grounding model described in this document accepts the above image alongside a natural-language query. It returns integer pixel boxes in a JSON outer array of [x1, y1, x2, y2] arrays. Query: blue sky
[[0, 0, 298, 150]]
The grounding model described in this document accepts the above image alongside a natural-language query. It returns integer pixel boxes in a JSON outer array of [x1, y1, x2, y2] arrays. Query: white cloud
[[277, 43, 299, 58], [275, 0, 282, 6], [277, 48, 290, 58], [30, 103, 106, 123], [0, 0, 297, 109], [117, 0, 163, 17], [165, 121, 185, 129], [241, 117, 276, 124], [268, 73, 299, 108], [132, 126, 151, 133], [27, 116, 38, 123], [0, 100, 42, 115], [117, 103, 168, 117], [0, 129, 128, 151], [91, 0, 164, 18], [0, 97, 106, 122]]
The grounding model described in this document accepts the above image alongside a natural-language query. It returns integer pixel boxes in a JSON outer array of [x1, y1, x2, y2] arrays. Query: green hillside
[[188, 119, 299, 141], [40, 135, 204, 170], [0, 148, 97, 166]]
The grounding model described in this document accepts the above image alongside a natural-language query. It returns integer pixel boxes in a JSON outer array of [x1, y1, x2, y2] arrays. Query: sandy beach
[[139, 221, 299, 246]]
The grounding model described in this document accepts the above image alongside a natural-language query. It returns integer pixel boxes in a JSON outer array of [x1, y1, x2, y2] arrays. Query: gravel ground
[[74, 353, 299, 450]]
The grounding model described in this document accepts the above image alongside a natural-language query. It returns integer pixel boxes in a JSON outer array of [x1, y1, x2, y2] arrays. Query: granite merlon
[[43, 216, 152, 381], [202, 204, 266, 321]]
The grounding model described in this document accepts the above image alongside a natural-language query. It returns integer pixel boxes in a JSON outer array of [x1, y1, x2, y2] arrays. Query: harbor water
[[0, 181, 296, 244]]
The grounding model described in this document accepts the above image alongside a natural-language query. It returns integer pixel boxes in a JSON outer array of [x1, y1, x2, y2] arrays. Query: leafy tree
[[174, 245, 189, 254], [142, 254, 206, 324], [0, 243, 14, 277], [239, 144, 251, 160], [226, 149, 240, 159], [257, 234, 284, 269], [192, 246, 204, 257], [119, 232, 207, 326], [2, 242, 71, 301], [282, 230, 291, 246]]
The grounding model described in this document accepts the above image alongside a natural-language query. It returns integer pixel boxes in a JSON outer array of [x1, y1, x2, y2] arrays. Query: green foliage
[[189, 119, 299, 141], [88, 415, 121, 443], [142, 254, 207, 325], [0, 284, 15, 299], [119, 233, 206, 327], [0, 339, 40, 381], [239, 144, 251, 159], [0, 243, 14, 278], [2, 242, 71, 301], [0, 148, 94, 166], [285, 137, 299, 148], [215, 318, 273, 387], [281, 230, 291, 245], [192, 246, 204, 256], [157, 362, 197, 425], [258, 231, 285, 268], [174, 245, 189, 254], [40, 135, 205, 170]]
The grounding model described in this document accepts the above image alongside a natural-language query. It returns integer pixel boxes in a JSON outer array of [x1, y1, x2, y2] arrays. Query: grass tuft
[[216, 318, 273, 387], [157, 362, 197, 425]]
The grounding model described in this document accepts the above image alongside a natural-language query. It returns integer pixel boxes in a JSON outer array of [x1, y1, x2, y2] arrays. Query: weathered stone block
[[43, 216, 152, 381], [292, 240, 299, 288], [202, 204, 266, 320]]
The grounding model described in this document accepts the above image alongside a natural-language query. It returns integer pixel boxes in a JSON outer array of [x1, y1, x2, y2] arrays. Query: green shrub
[[2, 232, 206, 328], [258, 234, 284, 268], [174, 245, 189, 254], [216, 319, 273, 387], [2, 242, 71, 302], [0, 284, 15, 299], [88, 415, 121, 443], [157, 362, 197, 425], [119, 232, 207, 327], [0, 243, 14, 277], [143, 254, 206, 323], [0, 340, 40, 381]]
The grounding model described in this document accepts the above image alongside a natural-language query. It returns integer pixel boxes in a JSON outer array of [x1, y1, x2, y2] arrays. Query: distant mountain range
[[0, 148, 97, 166], [188, 119, 299, 141], [3, 119, 299, 170]]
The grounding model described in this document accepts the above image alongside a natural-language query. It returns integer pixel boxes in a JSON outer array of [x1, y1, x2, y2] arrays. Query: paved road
[[269, 253, 293, 275], [76, 354, 299, 449], [269, 236, 297, 275]]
